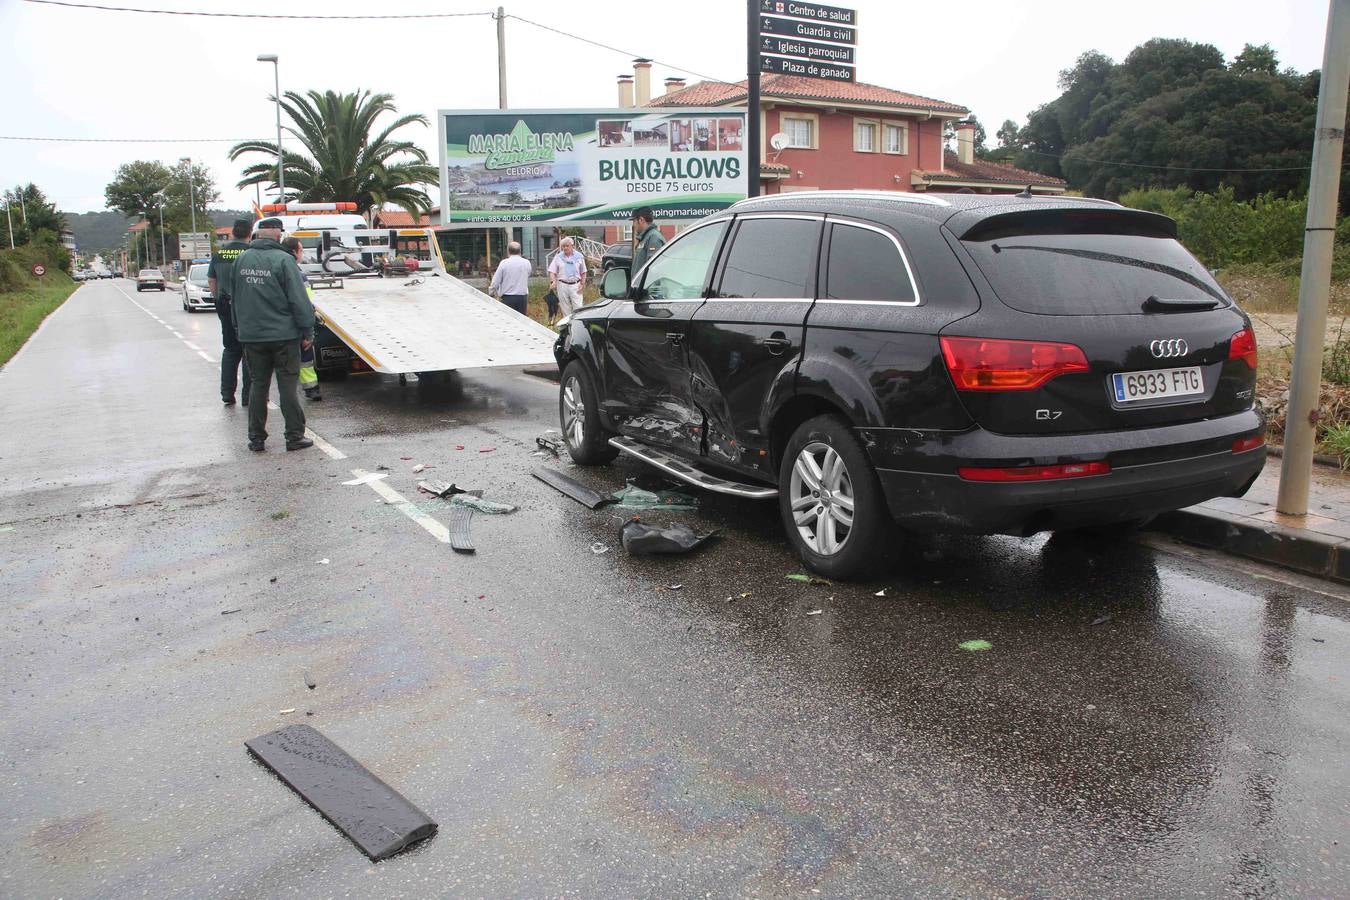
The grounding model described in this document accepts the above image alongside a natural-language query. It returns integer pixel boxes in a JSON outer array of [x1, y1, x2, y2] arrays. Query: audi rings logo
[[1150, 338, 1189, 359]]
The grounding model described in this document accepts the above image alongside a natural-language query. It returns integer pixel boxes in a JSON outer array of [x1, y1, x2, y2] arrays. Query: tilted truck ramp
[[311, 273, 559, 374]]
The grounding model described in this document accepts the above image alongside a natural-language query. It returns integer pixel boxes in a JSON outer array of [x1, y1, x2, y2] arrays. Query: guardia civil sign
[[437, 108, 748, 224]]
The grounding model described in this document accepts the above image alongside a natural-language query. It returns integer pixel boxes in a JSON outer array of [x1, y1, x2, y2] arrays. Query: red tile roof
[[648, 75, 967, 115], [128, 220, 148, 233], [915, 152, 1067, 187], [374, 210, 433, 227]]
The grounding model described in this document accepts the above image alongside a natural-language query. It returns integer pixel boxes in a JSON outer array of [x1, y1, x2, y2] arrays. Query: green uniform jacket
[[229, 238, 316, 343], [631, 223, 667, 276], [207, 239, 249, 299]]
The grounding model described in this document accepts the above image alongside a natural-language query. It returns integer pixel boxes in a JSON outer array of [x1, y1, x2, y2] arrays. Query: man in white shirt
[[547, 236, 588, 317], [489, 241, 533, 315]]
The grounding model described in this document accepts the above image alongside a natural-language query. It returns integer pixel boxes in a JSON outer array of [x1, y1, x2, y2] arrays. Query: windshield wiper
[[1142, 295, 1220, 312]]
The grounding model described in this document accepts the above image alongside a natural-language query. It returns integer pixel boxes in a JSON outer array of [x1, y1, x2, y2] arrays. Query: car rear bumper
[[866, 409, 1266, 534]]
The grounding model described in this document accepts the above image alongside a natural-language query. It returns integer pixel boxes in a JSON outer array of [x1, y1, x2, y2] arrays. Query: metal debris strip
[[245, 724, 437, 862], [533, 467, 610, 509], [610, 483, 699, 511], [620, 519, 717, 555], [535, 432, 564, 456]]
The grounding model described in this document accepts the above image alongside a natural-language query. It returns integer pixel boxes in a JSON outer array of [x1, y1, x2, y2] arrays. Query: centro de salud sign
[[437, 109, 748, 225], [758, 0, 857, 83]]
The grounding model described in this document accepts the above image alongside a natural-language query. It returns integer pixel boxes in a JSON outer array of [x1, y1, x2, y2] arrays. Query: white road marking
[[353, 468, 450, 543], [111, 281, 453, 545]]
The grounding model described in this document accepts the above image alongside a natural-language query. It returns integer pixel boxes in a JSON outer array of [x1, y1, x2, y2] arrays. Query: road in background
[[2, 279, 1347, 896]]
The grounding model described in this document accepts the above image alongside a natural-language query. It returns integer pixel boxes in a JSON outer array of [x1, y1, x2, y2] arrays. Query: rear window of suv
[[962, 230, 1228, 316]]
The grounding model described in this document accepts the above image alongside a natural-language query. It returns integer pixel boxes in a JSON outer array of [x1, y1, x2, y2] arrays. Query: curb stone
[[1151, 507, 1350, 585]]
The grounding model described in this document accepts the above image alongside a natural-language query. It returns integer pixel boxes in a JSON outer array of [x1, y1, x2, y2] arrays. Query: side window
[[824, 223, 917, 304], [636, 221, 727, 301], [716, 218, 819, 299]]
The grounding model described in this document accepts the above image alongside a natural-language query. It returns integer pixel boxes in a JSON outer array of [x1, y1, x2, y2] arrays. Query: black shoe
[[248, 441, 265, 452], [286, 438, 314, 451], [222, 395, 236, 406], [306, 392, 323, 401]]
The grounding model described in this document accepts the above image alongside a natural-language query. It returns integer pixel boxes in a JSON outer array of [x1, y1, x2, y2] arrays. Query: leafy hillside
[[65, 209, 252, 254]]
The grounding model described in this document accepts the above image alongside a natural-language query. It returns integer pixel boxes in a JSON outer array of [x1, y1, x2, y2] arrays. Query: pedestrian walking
[[548, 236, 587, 317], [282, 237, 322, 401], [488, 241, 532, 316], [207, 219, 253, 406], [227, 221, 315, 452], [630, 206, 667, 276]]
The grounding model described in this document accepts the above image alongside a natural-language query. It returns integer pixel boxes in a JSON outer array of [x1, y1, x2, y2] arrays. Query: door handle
[[759, 335, 792, 355], [665, 332, 684, 345]]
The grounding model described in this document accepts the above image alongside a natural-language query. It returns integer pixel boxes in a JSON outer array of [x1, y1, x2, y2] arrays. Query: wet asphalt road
[[2, 279, 1348, 898]]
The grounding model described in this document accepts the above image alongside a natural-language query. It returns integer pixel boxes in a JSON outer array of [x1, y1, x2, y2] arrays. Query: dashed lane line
[[112, 283, 432, 533]]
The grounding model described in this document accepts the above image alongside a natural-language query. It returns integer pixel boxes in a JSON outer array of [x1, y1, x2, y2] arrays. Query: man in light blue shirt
[[488, 241, 533, 315]]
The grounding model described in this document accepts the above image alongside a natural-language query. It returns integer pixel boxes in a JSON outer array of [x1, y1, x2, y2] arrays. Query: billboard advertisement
[[437, 108, 747, 225]]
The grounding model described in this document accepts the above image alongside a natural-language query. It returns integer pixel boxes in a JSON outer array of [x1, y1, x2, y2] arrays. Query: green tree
[[104, 160, 171, 221], [3, 183, 65, 246], [229, 89, 436, 216], [160, 159, 219, 236]]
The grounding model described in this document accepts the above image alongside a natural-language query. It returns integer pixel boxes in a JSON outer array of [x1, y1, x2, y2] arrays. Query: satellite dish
[[769, 132, 790, 151]]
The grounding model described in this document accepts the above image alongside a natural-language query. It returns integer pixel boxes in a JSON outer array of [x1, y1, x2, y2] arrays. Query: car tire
[[559, 359, 618, 465], [778, 414, 895, 580]]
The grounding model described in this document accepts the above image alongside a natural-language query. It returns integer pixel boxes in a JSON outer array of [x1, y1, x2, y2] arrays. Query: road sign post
[[754, 0, 859, 97]]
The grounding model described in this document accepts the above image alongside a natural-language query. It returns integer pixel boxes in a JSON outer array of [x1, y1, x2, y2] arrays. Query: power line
[[1, 135, 264, 143], [21, 0, 492, 19], [505, 14, 734, 85]]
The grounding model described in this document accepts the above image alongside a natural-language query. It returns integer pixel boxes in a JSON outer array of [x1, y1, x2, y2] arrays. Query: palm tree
[[230, 89, 437, 217]]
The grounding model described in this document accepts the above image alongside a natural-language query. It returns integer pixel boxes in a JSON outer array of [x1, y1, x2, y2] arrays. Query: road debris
[[417, 479, 465, 498], [455, 444, 465, 450], [375, 464, 390, 471], [245, 724, 437, 861], [304, 672, 317, 690], [318, 558, 330, 565], [533, 468, 609, 509], [479, 447, 497, 454], [221, 608, 242, 615], [806, 609, 824, 616], [1090, 614, 1113, 626], [610, 483, 698, 511], [448, 494, 517, 514], [279, 708, 296, 715], [412, 463, 429, 473], [447, 501, 475, 554], [959, 639, 993, 652], [342, 473, 388, 486], [590, 542, 609, 554], [786, 573, 832, 585], [535, 432, 563, 456], [269, 576, 278, 583], [400, 456, 413, 460], [270, 510, 290, 521], [666, 584, 684, 590], [620, 519, 716, 555], [874, 589, 887, 597]]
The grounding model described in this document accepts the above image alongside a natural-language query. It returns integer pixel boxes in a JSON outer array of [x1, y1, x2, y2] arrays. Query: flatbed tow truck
[[275, 221, 558, 379]]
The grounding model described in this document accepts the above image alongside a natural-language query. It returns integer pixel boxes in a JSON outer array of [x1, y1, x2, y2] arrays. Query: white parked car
[[181, 263, 214, 312]]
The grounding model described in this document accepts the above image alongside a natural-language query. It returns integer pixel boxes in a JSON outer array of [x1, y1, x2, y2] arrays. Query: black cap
[[232, 217, 252, 230], [256, 217, 284, 230], [632, 205, 654, 221]]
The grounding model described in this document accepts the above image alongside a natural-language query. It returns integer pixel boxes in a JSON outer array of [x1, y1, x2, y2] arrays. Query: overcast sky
[[0, 0, 1331, 214]]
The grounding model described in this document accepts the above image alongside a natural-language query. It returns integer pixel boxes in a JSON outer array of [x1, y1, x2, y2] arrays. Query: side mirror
[[601, 267, 630, 300]]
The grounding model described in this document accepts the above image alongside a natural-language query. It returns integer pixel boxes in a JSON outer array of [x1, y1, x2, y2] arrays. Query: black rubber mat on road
[[533, 467, 610, 510], [245, 724, 437, 861]]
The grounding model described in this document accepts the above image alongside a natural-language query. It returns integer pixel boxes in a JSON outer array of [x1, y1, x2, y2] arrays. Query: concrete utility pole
[[1277, 0, 1350, 516], [182, 156, 197, 237], [5, 203, 13, 250], [496, 7, 507, 110], [257, 54, 285, 203]]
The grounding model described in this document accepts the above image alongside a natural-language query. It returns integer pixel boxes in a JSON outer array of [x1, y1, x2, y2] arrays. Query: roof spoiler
[[955, 207, 1178, 241]]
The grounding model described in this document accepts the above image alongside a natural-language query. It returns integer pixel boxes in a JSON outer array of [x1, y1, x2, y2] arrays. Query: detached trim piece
[[533, 468, 610, 509], [608, 436, 779, 499], [245, 724, 437, 861]]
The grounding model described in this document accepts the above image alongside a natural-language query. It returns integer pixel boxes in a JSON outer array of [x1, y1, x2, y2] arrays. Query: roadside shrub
[[0, 254, 22, 292]]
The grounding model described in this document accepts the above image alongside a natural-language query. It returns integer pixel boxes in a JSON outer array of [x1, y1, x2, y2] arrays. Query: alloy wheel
[[789, 441, 855, 556], [562, 376, 585, 448]]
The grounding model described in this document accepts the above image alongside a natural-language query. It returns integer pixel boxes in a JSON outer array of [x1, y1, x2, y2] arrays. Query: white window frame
[[618, 224, 633, 241], [854, 118, 879, 153], [781, 113, 819, 150], [882, 121, 909, 155]]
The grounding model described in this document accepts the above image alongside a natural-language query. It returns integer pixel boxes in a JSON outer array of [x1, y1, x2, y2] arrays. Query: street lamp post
[[257, 54, 285, 204]]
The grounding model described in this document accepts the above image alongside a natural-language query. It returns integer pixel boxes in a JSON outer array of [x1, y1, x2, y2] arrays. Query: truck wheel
[[559, 360, 617, 465], [778, 414, 894, 580]]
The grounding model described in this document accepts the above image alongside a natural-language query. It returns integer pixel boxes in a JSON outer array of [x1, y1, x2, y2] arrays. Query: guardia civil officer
[[228, 220, 315, 452], [207, 219, 253, 405], [630, 206, 666, 276]]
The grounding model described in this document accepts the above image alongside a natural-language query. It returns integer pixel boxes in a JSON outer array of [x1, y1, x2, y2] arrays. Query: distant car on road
[[601, 242, 632, 272], [181, 263, 214, 313], [136, 268, 166, 292]]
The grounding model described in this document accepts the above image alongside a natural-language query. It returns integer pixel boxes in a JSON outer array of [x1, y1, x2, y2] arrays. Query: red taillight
[[940, 336, 1090, 391], [957, 461, 1111, 482], [1232, 435, 1264, 453], [1228, 327, 1258, 369]]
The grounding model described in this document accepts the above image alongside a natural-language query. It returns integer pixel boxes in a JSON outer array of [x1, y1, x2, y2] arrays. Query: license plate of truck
[[1112, 366, 1203, 403]]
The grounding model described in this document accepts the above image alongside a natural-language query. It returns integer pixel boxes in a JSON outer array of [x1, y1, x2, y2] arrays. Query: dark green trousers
[[244, 341, 305, 445]]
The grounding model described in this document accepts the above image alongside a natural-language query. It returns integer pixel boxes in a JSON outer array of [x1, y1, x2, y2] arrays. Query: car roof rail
[[731, 190, 951, 209]]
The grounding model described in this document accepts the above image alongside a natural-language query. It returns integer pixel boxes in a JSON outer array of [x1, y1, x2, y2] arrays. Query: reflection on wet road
[[1, 280, 1347, 896]]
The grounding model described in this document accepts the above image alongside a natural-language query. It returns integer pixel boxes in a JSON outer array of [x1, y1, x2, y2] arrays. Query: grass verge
[[0, 273, 78, 367]]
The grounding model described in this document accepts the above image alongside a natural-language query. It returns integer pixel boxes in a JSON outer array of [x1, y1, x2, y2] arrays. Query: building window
[[854, 119, 879, 153], [782, 115, 817, 149], [883, 122, 909, 155]]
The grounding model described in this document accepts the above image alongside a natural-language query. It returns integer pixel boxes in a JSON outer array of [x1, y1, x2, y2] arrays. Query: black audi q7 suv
[[553, 191, 1265, 579]]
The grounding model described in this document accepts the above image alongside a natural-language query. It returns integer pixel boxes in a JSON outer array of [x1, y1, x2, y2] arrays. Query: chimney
[[955, 120, 976, 165], [663, 77, 686, 96], [617, 74, 634, 109], [633, 58, 652, 106]]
